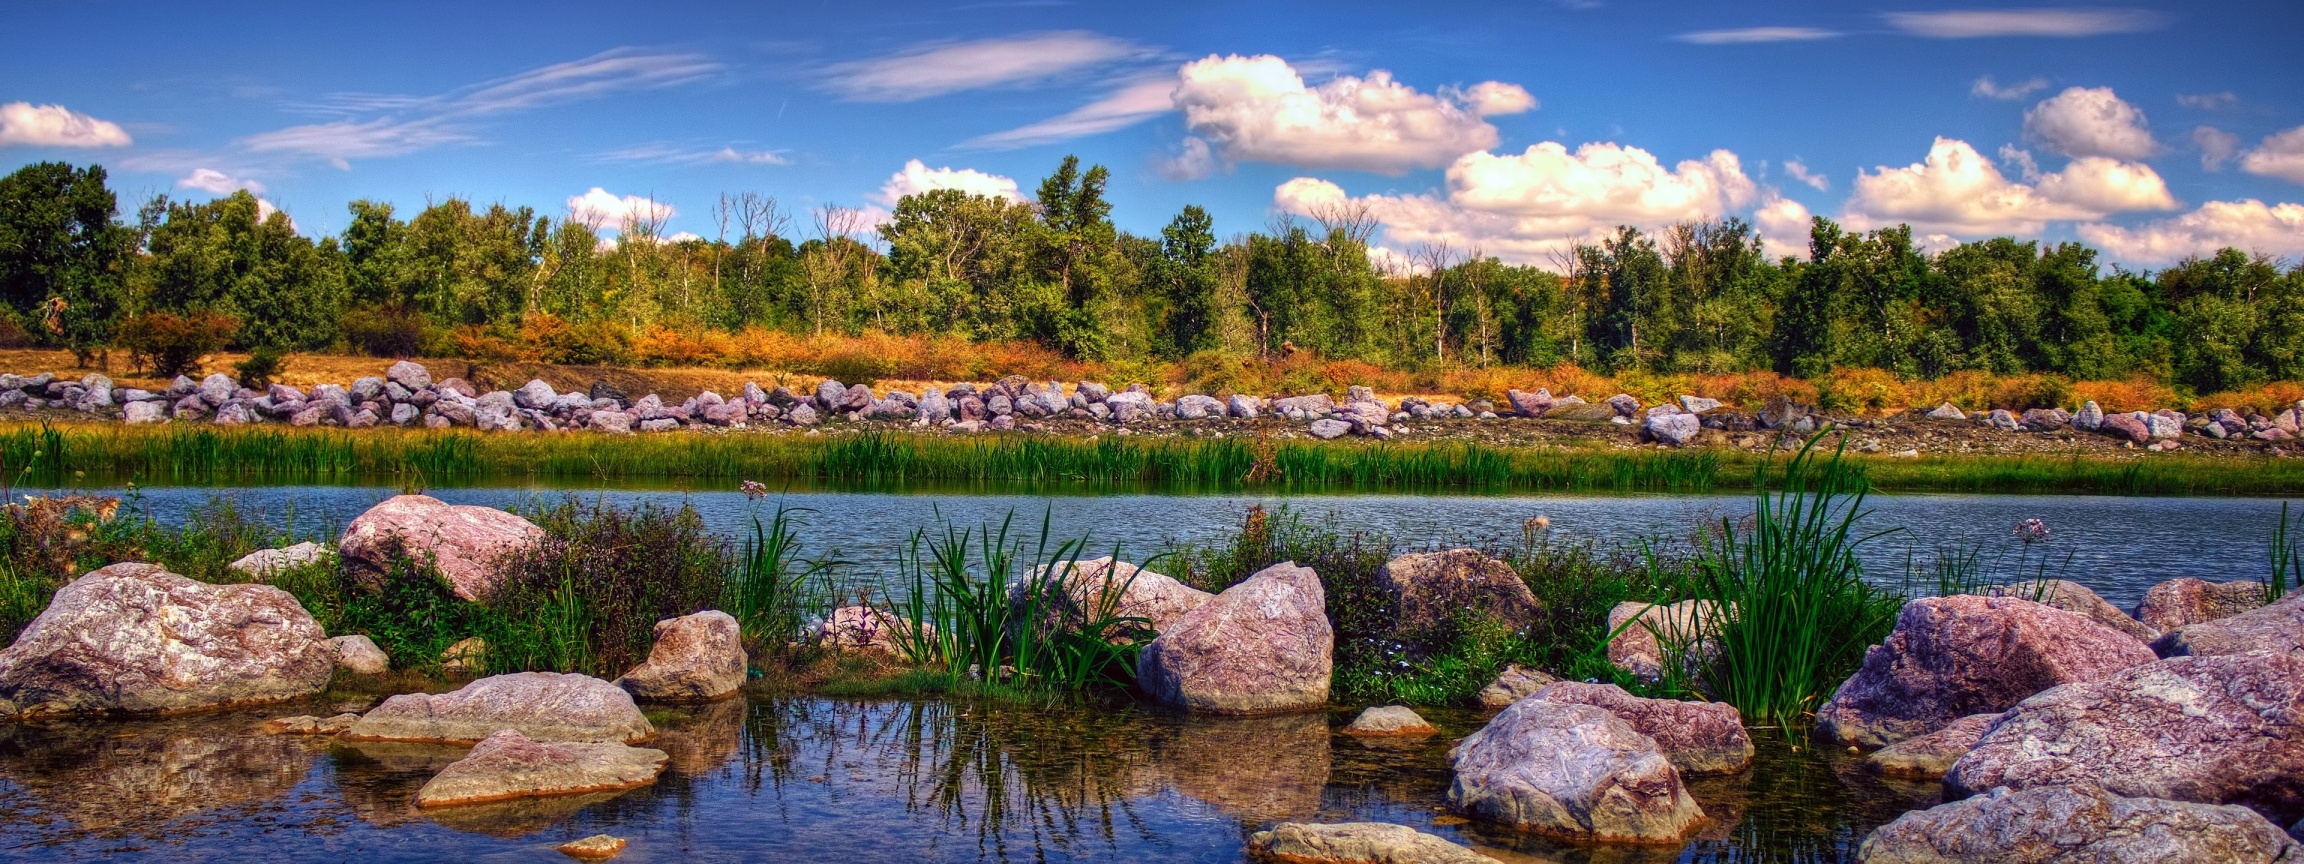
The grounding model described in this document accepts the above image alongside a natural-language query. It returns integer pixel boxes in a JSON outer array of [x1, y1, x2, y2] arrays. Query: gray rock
[[389, 402, 419, 425], [1448, 699, 1704, 842], [1476, 665, 1560, 708], [1308, 418, 1351, 439], [349, 376, 384, 403], [1856, 784, 2303, 864], [2148, 412, 2184, 439], [198, 373, 234, 407], [2073, 400, 2105, 431], [511, 379, 556, 410], [786, 403, 820, 426], [1506, 388, 1554, 417], [345, 671, 654, 745], [413, 728, 667, 808], [2022, 407, 2070, 430], [1228, 394, 1260, 419], [1646, 411, 1701, 446], [1176, 393, 1224, 420], [1927, 402, 1968, 420], [228, 541, 329, 580], [329, 635, 391, 676], [638, 418, 678, 433], [588, 411, 633, 434], [385, 360, 431, 391], [815, 379, 847, 410], [1605, 393, 1641, 417], [122, 401, 166, 424], [309, 383, 349, 405], [1679, 394, 1722, 414]]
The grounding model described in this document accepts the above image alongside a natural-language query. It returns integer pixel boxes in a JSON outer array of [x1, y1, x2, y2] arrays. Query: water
[[69, 484, 2294, 607], [0, 694, 1939, 863]]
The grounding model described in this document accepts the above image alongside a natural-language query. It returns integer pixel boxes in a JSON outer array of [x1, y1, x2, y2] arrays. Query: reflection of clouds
[[0, 714, 317, 835]]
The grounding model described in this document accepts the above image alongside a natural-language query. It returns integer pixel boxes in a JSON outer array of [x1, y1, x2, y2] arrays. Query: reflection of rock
[[650, 696, 747, 775], [422, 790, 629, 839], [1156, 712, 1331, 821], [327, 739, 468, 830], [0, 715, 317, 833], [414, 729, 666, 808]]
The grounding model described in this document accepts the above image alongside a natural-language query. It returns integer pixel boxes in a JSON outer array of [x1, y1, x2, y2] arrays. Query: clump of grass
[[724, 502, 841, 661], [2270, 501, 2300, 603], [485, 498, 733, 678]]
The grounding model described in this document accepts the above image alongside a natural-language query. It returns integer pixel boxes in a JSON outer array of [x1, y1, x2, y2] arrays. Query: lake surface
[[62, 484, 2295, 607], [0, 693, 1939, 863]]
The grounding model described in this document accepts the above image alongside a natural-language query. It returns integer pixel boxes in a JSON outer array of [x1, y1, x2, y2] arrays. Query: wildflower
[[739, 480, 769, 499], [2013, 518, 2050, 544]]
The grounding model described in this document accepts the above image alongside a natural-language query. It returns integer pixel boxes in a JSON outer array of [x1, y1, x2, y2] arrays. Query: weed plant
[[880, 510, 1148, 692], [486, 499, 733, 677], [2271, 501, 2300, 603], [725, 503, 841, 658]]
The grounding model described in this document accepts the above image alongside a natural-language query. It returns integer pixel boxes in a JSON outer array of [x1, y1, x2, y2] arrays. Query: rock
[[330, 635, 391, 676], [227, 541, 329, 580], [1138, 562, 1332, 715], [1927, 402, 1967, 420], [1308, 418, 1351, 439], [439, 636, 486, 672], [1856, 784, 2303, 864], [821, 605, 927, 653], [123, 400, 165, 424], [614, 611, 745, 703], [413, 729, 667, 808], [1020, 556, 1213, 641], [349, 376, 385, 403], [1528, 681, 1753, 775], [1605, 600, 1725, 682], [511, 379, 557, 410], [1605, 393, 1641, 417], [1815, 595, 2158, 748], [1228, 394, 1261, 419], [1759, 395, 1809, 429], [2152, 593, 2304, 658], [1985, 579, 2159, 642], [638, 417, 677, 433], [1540, 402, 1618, 423], [785, 403, 820, 426], [261, 713, 360, 735], [587, 410, 633, 434], [337, 494, 545, 602], [2022, 407, 2070, 430], [558, 834, 630, 862], [2134, 577, 2269, 633], [1476, 664, 1560, 708], [0, 563, 333, 717], [344, 672, 654, 745], [1246, 822, 1495, 864], [1866, 712, 2000, 779], [1505, 388, 1554, 417], [2072, 400, 2106, 431], [1679, 394, 1722, 414], [386, 360, 432, 391], [198, 373, 234, 406], [2149, 412, 2184, 439], [1342, 706, 1437, 737], [1945, 651, 2304, 824], [1378, 549, 1542, 636], [1176, 393, 1224, 420], [2100, 412, 2151, 443], [1645, 411, 1701, 446], [1447, 699, 1704, 843], [389, 402, 419, 425], [588, 381, 629, 407]]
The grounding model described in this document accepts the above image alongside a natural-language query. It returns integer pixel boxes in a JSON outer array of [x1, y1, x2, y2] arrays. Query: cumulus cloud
[[823, 32, 1144, 101], [877, 159, 1025, 205], [965, 75, 1177, 149], [0, 102, 132, 148], [1675, 26, 1841, 44], [2078, 199, 2304, 265], [566, 187, 676, 230], [2022, 86, 2157, 160], [177, 168, 264, 195], [1886, 8, 2164, 38], [1753, 193, 1816, 259], [2177, 91, 2238, 110], [1783, 158, 1828, 190], [1174, 54, 1531, 175], [2240, 127, 2304, 184], [1844, 136, 2175, 236], [1971, 75, 2048, 100], [2193, 127, 2240, 171]]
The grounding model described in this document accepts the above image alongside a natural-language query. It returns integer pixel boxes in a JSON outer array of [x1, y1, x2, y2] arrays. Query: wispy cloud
[[2177, 91, 2237, 110], [821, 32, 1147, 102], [1971, 75, 2048, 100], [1675, 26, 1840, 45], [1886, 8, 2165, 38], [1783, 158, 1829, 190], [600, 143, 789, 165], [241, 117, 471, 169], [962, 74, 1176, 150]]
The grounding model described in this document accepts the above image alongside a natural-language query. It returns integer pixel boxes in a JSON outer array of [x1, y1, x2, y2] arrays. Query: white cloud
[[1157, 137, 1219, 181], [1886, 8, 2164, 38], [822, 32, 1143, 102], [2078, 200, 2304, 265], [176, 168, 265, 195], [1844, 137, 2175, 236], [601, 143, 788, 165], [1783, 158, 1828, 190], [1753, 193, 1815, 259], [2023, 86, 2157, 160], [1454, 81, 1539, 116], [566, 187, 676, 229], [0, 102, 132, 148], [2240, 127, 2304, 184], [877, 159, 1025, 205], [1675, 27, 1841, 44], [1970, 75, 2048, 100], [1173, 55, 1530, 175], [964, 75, 1177, 149], [2177, 91, 2238, 110], [241, 118, 470, 169], [2193, 127, 2240, 171]]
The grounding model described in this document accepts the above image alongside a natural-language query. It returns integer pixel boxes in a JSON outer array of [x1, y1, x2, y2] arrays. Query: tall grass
[[880, 510, 1148, 692], [2271, 501, 2300, 603], [724, 503, 840, 655]]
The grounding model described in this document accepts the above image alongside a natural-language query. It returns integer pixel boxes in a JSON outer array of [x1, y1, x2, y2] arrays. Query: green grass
[[8, 419, 2299, 495]]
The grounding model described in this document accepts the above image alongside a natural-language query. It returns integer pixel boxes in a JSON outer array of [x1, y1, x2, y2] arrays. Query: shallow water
[[0, 694, 1940, 863], [70, 484, 2296, 606]]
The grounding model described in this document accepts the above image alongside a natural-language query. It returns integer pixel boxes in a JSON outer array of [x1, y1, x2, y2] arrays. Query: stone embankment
[[13, 361, 2300, 451]]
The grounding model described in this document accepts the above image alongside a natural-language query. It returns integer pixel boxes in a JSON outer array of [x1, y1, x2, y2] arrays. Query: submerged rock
[[344, 672, 655, 745], [337, 494, 544, 602], [414, 729, 667, 808], [1866, 712, 2000, 779], [1855, 784, 2303, 864], [1378, 549, 1542, 636], [1475, 664, 1559, 709], [0, 563, 333, 717], [2133, 577, 2268, 634], [1447, 699, 1704, 843], [1246, 822, 1495, 864], [558, 834, 630, 862], [1814, 595, 2157, 748], [2151, 593, 2304, 658], [614, 610, 746, 703], [1527, 681, 1753, 775], [261, 713, 359, 735], [1341, 706, 1436, 737], [1138, 562, 1331, 714]]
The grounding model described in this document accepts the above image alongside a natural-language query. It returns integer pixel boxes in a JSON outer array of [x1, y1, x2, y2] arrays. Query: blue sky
[[5, 0, 2301, 267]]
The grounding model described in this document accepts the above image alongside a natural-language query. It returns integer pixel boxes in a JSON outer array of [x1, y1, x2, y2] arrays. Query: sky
[[5, 0, 2303, 269]]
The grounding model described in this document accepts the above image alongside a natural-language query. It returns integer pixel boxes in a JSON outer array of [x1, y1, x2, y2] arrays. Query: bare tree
[[1307, 198, 1378, 265], [802, 205, 867, 336], [1415, 241, 1458, 362]]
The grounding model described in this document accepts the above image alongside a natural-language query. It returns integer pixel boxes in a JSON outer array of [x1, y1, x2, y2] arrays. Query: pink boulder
[[1137, 562, 1332, 714], [337, 494, 543, 602]]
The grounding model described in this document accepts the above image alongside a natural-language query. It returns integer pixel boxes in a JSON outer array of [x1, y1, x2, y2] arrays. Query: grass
[[5, 419, 2302, 495], [2271, 501, 2300, 603]]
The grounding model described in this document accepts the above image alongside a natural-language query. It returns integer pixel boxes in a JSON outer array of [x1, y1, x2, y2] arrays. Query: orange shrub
[[2196, 381, 2304, 415], [1816, 368, 1908, 416], [2070, 377, 2182, 413]]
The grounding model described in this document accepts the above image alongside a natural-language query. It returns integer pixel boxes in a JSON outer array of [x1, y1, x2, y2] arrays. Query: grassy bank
[[3, 420, 2301, 496]]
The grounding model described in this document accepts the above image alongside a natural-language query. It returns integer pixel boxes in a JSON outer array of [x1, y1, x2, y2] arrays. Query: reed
[[880, 510, 1148, 692], [2271, 501, 2300, 603]]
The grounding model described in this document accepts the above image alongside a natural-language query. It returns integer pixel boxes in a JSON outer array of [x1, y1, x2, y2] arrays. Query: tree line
[[1, 158, 2299, 395]]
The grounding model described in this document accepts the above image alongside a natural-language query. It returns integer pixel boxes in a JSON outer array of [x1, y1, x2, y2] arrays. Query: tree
[[0, 163, 131, 359], [1156, 205, 1218, 357]]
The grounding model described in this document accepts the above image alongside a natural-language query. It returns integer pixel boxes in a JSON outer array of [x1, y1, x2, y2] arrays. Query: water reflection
[[0, 694, 1949, 862]]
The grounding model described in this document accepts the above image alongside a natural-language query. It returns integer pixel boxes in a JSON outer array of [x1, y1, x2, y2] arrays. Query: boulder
[[1605, 600, 1725, 682], [1679, 395, 1722, 414], [1246, 822, 1495, 864], [821, 605, 926, 654], [614, 611, 746, 703], [0, 563, 333, 717], [2152, 593, 2303, 658], [1945, 651, 2304, 824], [558, 834, 630, 862], [337, 494, 545, 602], [439, 636, 486, 673], [2100, 412, 2151, 443], [1856, 784, 2303, 864], [588, 410, 633, 434], [1476, 664, 1559, 709], [1527, 681, 1753, 775], [123, 401, 166, 424], [2134, 577, 2269, 633], [1447, 699, 1704, 843], [386, 360, 432, 391], [1605, 393, 1641, 417], [1378, 549, 1542, 636], [1228, 394, 1261, 419], [1020, 556, 1213, 641], [413, 729, 667, 808], [1542, 402, 1622, 424], [1866, 712, 2000, 779], [198, 373, 234, 406], [2021, 407, 2070, 430], [1176, 393, 1224, 420], [1815, 595, 2158, 748], [1645, 411, 1701, 446], [1505, 388, 1553, 417], [510, 379, 557, 410], [2071, 400, 2105, 431], [1308, 418, 1351, 439], [1138, 562, 1332, 714], [1984, 579, 2158, 642], [227, 541, 329, 580], [330, 635, 391, 676], [343, 671, 654, 745], [1341, 706, 1437, 737]]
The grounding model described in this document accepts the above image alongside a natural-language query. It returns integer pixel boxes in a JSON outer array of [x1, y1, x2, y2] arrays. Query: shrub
[[486, 499, 732, 678], [342, 304, 427, 358], [116, 310, 239, 378], [234, 347, 284, 391], [1816, 368, 1907, 416]]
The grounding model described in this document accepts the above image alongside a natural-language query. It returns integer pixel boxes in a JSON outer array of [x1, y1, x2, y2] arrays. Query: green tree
[[0, 163, 131, 358]]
